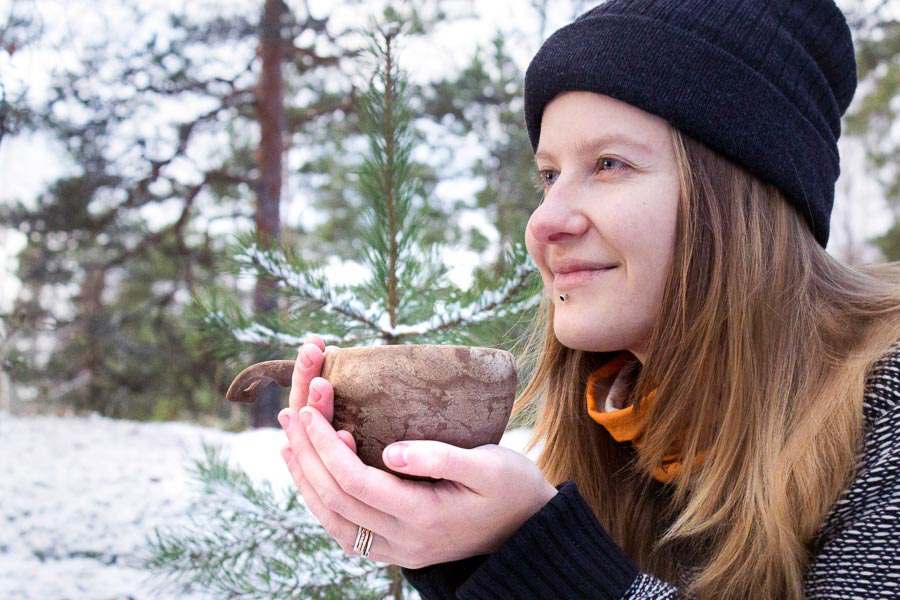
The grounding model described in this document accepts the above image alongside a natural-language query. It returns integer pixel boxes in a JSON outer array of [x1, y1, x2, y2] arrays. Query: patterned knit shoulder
[[659, 339, 900, 600], [801, 338, 900, 597], [861, 338, 900, 421]]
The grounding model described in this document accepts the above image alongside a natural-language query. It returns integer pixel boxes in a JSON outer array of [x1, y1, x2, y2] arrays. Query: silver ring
[[354, 525, 373, 558]]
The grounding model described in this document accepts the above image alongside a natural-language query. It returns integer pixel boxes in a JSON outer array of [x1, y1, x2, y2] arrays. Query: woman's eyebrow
[[534, 133, 653, 161]]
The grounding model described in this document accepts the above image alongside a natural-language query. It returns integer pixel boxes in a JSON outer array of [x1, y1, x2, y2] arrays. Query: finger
[[306, 336, 333, 421], [280, 444, 390, 563], [282, 444, 311, 494], [305, 335, 326, 352], [381, 440, 498, 494], [299, 406, 430, 518], [308, 376, 334, 423], [278, 407, 292, 432], [287, 408, 402, 538], [287, 341, 324, 411], [337, 430, 357, 453]]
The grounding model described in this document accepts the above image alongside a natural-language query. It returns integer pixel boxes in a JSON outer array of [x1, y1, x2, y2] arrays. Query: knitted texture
[[523, 0, 858, 248], [401, 340, 900, 598]]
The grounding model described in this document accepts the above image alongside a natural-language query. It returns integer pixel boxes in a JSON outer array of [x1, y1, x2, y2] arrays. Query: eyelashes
[[532, 157, 631, 195]]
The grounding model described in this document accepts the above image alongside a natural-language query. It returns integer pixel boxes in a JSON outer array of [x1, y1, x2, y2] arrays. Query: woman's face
[[525, 91, 680, 364]]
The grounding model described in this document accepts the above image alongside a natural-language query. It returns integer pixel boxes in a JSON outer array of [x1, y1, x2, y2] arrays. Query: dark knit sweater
[[401, 341, 900, 599]]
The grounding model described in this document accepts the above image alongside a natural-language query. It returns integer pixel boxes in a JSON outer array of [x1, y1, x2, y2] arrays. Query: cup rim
[[325, 344, 512, 354]]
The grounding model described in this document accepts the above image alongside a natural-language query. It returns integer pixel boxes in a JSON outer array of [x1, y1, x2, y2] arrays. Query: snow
[[0, 410, 539, 599], [231, 321, 312, 348], [234, 241, 542, 345]]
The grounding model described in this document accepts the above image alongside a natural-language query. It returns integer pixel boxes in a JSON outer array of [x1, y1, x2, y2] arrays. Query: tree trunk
[[0, 321, 15, 414], [77, 263, 107, 414], [387, 564, 405, 599], [253, 0, 287, 428]]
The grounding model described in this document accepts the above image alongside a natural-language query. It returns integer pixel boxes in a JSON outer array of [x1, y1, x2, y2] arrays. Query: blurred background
[[0, 0, 897, 598], [1, 0, 897, 427]]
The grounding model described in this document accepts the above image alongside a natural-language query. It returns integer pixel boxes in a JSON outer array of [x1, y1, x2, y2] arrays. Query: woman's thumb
[[382, 441, 494, 490]]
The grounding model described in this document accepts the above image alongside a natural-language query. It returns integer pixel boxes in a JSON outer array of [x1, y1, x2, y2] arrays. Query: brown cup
[[226, 344, 518, 481]]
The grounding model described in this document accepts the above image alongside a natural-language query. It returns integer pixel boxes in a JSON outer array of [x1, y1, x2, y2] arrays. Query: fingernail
[[299, 408, 312, 427], [278, 412, 288, 428], [299, 346, 312, 367], [309, 384, 321, 404], [386, 444, 407, 467]]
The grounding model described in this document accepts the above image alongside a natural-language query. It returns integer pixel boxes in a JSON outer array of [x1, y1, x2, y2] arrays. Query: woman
[[277, 1, 900, 598]]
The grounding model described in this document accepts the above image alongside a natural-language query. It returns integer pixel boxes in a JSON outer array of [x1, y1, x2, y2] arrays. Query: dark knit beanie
[[524, 0, 858, 248]]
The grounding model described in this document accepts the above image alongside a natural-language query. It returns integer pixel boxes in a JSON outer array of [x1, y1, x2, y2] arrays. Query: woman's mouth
[[554, 266, 617, 289]]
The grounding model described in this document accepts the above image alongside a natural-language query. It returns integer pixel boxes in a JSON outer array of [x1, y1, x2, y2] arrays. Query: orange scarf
[[586, 352, 704, 483]]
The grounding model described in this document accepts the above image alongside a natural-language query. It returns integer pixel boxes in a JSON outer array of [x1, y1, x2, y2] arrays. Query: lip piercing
[[559, 293, 569, 302]]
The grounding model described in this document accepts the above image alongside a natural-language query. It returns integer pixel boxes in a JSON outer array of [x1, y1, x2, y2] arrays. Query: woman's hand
[[277, 335, 559, 569]]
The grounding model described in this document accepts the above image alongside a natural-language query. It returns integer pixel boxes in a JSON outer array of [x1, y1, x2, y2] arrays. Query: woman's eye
[[532, 170, 555, 190], [532, 157, 630, 192], [597, 157, 628, 172]]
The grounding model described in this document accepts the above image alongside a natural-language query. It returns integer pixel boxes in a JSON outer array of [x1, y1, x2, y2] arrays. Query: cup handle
[[225, 359, 296, 404]]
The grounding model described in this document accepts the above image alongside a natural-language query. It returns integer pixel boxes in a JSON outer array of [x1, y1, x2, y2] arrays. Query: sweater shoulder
[[861, 338, 900, 422], [810, 339, 900, 550]]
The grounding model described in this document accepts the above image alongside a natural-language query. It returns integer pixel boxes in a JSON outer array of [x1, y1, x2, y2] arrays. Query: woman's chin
[[553, 318, 636, 354], [553, 322, 601, 351]]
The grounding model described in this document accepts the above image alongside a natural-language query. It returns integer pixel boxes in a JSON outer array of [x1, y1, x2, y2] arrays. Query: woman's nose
[[527, 197, 588, 244]]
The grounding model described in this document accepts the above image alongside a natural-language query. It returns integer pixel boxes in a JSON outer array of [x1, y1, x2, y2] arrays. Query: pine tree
[[197, 13, 540, 360], [841, 1, 900, 260], [146, 15, 541, 599], [1, 0, 472, 422], [0, 0, 40, 143]]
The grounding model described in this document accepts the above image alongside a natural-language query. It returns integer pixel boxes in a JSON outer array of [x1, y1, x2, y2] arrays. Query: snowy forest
[[1, 0, 898, 598]]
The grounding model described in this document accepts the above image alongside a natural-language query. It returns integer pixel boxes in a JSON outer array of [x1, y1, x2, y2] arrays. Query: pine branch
[[375, 242, 542, 342], [142, 443, 404, 599], [232, 235, 387, 334], [217, 236, 541, 349]]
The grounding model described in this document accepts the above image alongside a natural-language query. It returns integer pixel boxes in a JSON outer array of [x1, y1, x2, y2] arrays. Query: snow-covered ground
[[0, 410, 538, 599]]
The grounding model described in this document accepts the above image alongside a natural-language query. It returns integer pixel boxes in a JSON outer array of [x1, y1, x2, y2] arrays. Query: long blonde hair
[[509, 127, 900, 599]]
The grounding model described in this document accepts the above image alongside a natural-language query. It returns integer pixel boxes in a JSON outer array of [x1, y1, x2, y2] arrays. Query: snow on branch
[[380, 248, 542, 339], [235, 242, 386, 333]]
